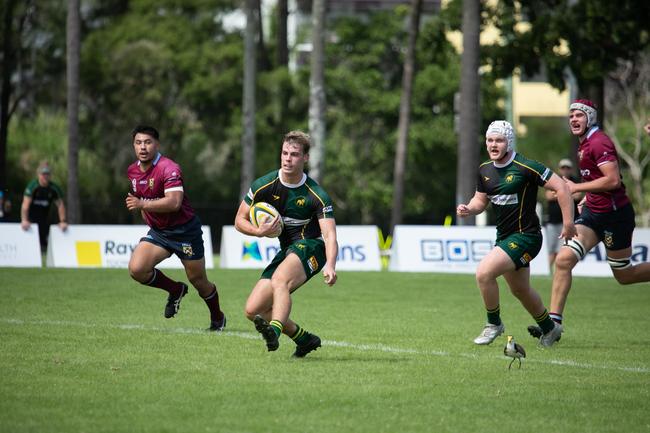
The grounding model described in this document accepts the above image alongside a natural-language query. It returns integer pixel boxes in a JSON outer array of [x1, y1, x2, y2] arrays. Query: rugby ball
[[249, 202, 283, 238]]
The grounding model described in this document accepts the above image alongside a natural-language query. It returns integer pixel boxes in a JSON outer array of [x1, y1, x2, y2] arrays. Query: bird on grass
[[504, 335, 526, 370]]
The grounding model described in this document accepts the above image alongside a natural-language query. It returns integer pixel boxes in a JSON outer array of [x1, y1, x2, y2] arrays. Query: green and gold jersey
[[476, 153, 552, 240], [245, 170, 334, 249]]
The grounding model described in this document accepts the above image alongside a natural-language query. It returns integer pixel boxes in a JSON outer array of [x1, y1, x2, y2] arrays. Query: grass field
[[1, 267, 649, 433]]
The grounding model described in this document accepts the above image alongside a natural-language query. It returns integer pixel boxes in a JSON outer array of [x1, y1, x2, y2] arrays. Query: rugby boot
[[164, 283, 188, 318]]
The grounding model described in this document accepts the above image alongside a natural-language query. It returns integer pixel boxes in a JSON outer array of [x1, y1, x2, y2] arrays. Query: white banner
[[0, 223, 43, 267], [46, 225, 214, 269], [220, 225, 381, 271], [389, 225, 551, 276], [571, 227, 650, 277]]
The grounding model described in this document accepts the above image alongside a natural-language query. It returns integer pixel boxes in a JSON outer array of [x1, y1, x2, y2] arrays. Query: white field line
[[2, 318, 648, 374]]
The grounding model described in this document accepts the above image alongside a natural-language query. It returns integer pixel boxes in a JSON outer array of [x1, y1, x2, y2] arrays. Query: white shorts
[[545, 223, 563, 254]]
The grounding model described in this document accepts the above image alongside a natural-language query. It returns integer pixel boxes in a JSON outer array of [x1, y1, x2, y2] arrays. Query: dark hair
[[282, 130, 310, 154], [132, 125, 159, 140]]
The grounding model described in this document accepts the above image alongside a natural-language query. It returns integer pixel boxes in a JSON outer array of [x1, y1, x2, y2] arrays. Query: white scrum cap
[[485, 120, 515, 152]]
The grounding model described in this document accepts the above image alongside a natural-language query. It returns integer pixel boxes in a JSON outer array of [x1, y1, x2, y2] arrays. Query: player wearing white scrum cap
[[457, 120, 576, 347]]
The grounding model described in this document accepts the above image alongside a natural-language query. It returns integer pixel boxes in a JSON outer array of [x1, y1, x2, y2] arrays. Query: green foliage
[[1, 267, 649, 433], [324, 11, 503, 227], [5, 2, 504, 229], [485, 0, 650, 94]]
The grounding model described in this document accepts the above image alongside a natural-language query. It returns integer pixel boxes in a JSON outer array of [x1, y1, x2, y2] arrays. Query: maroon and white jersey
[[127, 153, 195, 229], [578, 127, 630, 213]]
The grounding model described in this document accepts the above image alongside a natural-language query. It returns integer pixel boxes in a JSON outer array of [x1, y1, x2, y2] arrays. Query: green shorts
[[261, 238, 327, 286], [495, 232, 543, 270]]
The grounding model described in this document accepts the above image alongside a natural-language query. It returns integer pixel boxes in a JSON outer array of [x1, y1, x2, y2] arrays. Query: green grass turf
[[0, 267, 649, 433]]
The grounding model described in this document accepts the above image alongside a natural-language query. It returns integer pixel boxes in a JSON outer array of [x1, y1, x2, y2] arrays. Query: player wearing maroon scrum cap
[[528, 100, 650, 344], [126, 125, 226, 331]]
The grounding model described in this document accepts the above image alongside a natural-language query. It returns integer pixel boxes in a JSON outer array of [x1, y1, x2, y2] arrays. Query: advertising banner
[[46, 225, 214, 269], [389, 225, 551, 276], [571, 227, 650, 277], [220, 225, 381, 271], [0, 223, 43, 267]]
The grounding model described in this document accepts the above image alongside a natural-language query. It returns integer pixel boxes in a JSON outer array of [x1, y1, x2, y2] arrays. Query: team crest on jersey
[[508, 242, 518, 250], [307, 256, 319, 273], [578, 150, 584, 161], [295, 197, 306, 207], [182, 244, 194, 257], [131, 178, 137, 192], [505, 174, 514, 183], [604, 231, 614, 248], [520, 252, 532, 265], [148, 178, 155, 189]]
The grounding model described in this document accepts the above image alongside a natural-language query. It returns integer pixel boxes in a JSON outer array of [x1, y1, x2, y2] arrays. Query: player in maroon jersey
[[528, 100, 650, 344], [125, 125, 226, 331]]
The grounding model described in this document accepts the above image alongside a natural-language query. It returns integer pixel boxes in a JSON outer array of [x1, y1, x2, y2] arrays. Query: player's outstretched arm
[[319, 217, 338, 286], [456, 191, 488, 218], [125, 191, 183, 213], [566, 160, 621, 194], [544, 173, 576, 241]]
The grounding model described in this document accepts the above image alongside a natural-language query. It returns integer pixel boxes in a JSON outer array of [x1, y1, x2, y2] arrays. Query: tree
[[276, 0, 288, 68], [390, 0, 423, 233], [241, 0, 257, 198], [66, 0, 81, 223], [455, 0, 480, 226], [308, 0, 326, 182], [605, 52, 650, 227], [0, 0, 17, 192], [486, 0, 650, 122]]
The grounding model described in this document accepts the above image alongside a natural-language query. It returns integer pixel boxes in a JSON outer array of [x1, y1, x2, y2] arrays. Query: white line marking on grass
[[2, 318, 648, 374]]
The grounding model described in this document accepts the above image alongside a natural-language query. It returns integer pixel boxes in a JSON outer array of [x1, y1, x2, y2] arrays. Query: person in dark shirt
[[0, 189, 11, 221], [457, 121, 576, 348], [544, 158, 581, 271], [126, 125, 226, 331], [529, 100, 650, 344], [234, 131, 338, 358], [20, 162, 67, 251]]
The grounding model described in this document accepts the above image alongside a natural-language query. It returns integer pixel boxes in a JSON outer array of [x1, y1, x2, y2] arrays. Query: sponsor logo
[[322, 205, 333, 214], [505, 174, 514, 183], [307, 256, 319, 273], [484, 176, 490, 181], [520, 252, 532, 265], [132, 178, 137, 192], [242, 241, 262, 261], [578, 150, 583, 161], [272, 194, 280, 201], [580, 169, 591, 177], [508, 242, 518, 250], [421, 240, 492, 262], [296, 243, 305, 250], [76, 241, 102, 266], [296, 197, 306, 207]]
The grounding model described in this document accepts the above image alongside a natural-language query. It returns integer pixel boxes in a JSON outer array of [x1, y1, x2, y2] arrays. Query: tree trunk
[[66, 0, 81, 223], [256, 0, 270, 71], [240, 0, 257, 198], [390, 0, 422, 233], [276, 0, 288, 68], [308, 0, 326, 182], [0, 0, 17, 192], [455, 0, 481, 226]]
